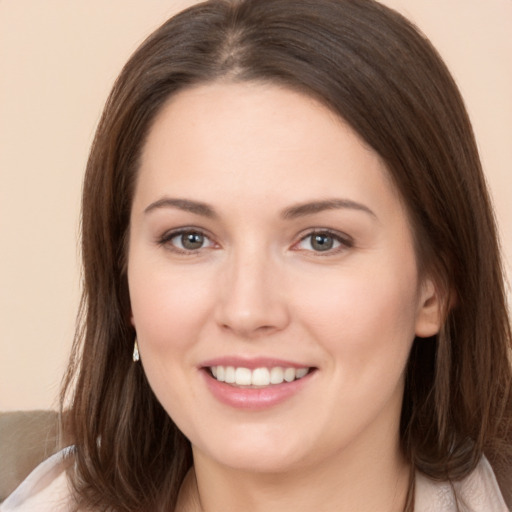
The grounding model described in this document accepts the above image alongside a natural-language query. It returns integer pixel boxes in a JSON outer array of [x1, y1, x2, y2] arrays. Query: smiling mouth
[[207, 366, 313, 387]]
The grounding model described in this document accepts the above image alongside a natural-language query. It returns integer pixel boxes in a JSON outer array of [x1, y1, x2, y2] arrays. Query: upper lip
[[200, 357, 314, 370]]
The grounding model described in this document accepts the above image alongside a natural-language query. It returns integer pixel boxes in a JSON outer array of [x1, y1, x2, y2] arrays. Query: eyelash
[[157, 228, 215, 254], [157, 228, 353, 255], [293, 229, 354, 255]]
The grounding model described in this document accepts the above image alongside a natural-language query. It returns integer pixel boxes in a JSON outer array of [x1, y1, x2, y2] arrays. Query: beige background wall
[[1, 0, 511, 412]]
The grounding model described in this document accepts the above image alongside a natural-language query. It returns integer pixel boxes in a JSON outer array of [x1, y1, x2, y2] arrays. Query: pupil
[[182, 232, 204, 250], [312, 234, 333, 251]]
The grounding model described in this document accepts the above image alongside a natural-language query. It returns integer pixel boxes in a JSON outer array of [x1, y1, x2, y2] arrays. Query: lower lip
[[202, 369, 315, 410]]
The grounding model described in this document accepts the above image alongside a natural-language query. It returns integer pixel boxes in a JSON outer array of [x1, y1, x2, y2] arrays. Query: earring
[[132, 337, 140, 362]]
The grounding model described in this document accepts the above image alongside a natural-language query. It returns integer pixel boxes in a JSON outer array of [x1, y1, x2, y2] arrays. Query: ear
[[415, 278, 444, 338]]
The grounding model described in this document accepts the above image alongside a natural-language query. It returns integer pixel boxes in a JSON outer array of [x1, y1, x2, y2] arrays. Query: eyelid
[[292, 228, 354, 254], [157, 226, 218, 253], [156, 226, 353, 255]]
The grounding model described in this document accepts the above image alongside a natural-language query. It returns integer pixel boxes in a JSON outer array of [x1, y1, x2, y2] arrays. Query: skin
[[128, 82, 442, 512]]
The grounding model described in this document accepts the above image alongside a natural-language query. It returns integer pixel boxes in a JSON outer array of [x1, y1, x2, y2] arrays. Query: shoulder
[[415, 456, 510, 512], [0, 447, 75, 512]]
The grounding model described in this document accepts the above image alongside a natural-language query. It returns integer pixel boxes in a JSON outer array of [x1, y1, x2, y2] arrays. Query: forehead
[[136, 81, 402, 220]]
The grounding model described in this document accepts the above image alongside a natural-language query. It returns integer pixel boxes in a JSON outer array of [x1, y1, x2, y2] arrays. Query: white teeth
[[269, 367, 284, 384], [252, 367, 270, 386], [296, 368, 308, 379], [284, 367, 296, 382], [235, 367, 252, 386], [225, 366, 236, 383], [209, 365, 310, 386]]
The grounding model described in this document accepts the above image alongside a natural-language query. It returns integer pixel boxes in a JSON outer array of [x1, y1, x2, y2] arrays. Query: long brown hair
[[61, 0, 512, 510]]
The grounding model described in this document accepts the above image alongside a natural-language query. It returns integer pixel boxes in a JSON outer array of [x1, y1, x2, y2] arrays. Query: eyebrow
[[281, 199, 377, 220], [144, 197, 376, 220], [144, 197, 217, 218]]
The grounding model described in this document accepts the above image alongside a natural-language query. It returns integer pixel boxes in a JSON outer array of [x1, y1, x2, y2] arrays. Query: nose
[[214, 248, 290, 339]]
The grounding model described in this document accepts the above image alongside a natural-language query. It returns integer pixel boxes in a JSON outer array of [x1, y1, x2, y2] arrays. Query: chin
[[205, 447, 306, 474], [191, 425, 313, 474]]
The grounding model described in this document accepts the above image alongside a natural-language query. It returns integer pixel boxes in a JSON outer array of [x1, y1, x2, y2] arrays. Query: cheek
[[295, 257, 420, 365], [128, 260, 216, 353], [128, 261, 217, 424]]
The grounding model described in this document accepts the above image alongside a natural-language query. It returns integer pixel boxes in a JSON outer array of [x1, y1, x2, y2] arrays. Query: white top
[[1, 448, 509, 511], [1, 448, 73, 512]]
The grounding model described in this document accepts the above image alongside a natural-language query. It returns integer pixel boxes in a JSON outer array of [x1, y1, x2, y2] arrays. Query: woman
[[2, 0, 510, 510]]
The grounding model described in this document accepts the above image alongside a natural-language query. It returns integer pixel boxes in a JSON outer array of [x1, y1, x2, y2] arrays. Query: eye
[[160, 229, 215, 252], [295, 230, 352, 253]]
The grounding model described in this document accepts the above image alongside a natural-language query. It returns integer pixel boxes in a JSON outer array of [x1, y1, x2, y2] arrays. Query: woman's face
[[128, 82, 440, 474]]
